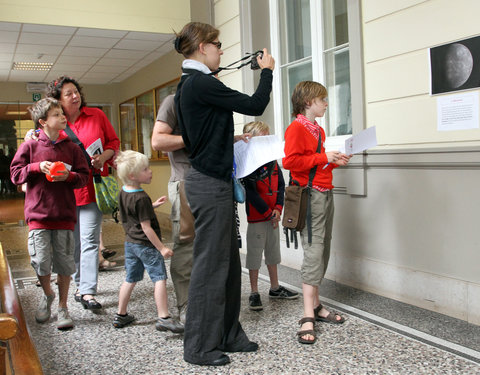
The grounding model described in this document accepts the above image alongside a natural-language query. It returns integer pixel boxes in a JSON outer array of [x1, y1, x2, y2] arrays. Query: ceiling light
[[12, 62, 53, 71], [6, 111, 28, 115]]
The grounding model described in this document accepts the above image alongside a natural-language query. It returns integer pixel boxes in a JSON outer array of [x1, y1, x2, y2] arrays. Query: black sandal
[[81, 296, 102, 310], [74, 289, 82, 302], [314, 304, 345, 324], [297, 317, 316, 344], [101, 248, 116, 259]]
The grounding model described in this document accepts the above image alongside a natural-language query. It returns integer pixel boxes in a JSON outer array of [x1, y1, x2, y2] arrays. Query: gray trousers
[[300, 189, 334, 286], [183, 168, 250, 364], [168, 180, 194, 310], [73, 202, 102, 295]]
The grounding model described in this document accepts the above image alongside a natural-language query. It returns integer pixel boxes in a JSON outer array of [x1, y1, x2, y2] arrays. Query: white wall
[[233, 0, 480, 325]]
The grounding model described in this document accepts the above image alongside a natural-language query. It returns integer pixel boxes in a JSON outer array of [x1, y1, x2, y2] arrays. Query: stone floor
[[2, 216, 480, 374]]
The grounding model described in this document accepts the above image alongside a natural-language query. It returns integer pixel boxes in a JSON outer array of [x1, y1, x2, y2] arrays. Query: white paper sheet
[[344, 126, 377, 155], [234, 135, 285, 178], [85, 138, 104, 171], [437, 91, 479, 131]]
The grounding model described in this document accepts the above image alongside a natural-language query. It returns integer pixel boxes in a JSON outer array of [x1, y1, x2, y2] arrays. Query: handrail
[[0, 242, 43, 375]]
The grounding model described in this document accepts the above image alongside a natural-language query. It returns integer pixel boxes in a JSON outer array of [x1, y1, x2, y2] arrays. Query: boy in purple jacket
[[10, 98, 89, 330]]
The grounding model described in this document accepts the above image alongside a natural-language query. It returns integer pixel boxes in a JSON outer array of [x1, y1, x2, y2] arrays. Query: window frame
[[118, 78, 179, 161], [270, 0, 363, 141]]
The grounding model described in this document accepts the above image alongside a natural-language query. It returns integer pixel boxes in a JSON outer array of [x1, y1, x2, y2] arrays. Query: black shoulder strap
[[305, 136, 322, 244], [63, 125, 92, 168]]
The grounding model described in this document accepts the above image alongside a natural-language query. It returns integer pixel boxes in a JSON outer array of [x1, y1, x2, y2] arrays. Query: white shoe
[[35, 293, 55, 323], [57, 307, 74, 330]]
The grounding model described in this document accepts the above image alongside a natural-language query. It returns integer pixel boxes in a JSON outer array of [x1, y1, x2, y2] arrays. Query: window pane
[[323, 0, 349, 49], [324, 48, 352, 136], [120, 100, 135, 151], [155, 83, 177, 107], [282, 60, 312, 131], [136, 91, 154, 159], [279, 0, 311, 63]]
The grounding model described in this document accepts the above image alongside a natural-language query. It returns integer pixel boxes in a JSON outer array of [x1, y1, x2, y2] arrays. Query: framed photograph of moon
[[430, 36, 480, 95]]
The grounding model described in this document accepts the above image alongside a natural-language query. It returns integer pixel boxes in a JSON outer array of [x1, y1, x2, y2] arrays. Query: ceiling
[[0, 21, 176, 85]]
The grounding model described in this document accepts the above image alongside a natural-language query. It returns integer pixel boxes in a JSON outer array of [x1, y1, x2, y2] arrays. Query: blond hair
[[243, 121, 270, 136], [291, 81, 327, 117], [115, 150, 149, 186]]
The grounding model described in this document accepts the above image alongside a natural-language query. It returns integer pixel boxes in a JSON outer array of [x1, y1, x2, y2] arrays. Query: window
[[136, 91, 155, 159], [271, 0, 352, 137], [119, 79, 179, 160], [120, 99, 136, 151]]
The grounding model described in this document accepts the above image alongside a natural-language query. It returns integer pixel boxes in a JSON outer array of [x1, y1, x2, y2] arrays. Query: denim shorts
[[124, 241, 167, 283]]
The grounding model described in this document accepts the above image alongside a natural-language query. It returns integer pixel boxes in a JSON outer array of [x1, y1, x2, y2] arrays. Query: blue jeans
[[73, 202, 102, 295], [124, 241, 167, 283]]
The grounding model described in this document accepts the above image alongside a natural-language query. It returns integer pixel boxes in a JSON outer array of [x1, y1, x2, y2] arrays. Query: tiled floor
[[1, 207, 480, 374]]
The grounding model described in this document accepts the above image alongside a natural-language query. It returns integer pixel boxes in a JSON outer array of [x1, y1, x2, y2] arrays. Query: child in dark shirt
[[113, 150, 183, 333]]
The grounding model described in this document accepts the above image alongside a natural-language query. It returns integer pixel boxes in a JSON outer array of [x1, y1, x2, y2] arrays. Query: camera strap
[[210, 51, 262, 75]]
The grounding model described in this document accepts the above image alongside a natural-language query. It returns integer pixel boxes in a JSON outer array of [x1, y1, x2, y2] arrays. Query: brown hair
[[28, 97, 62, 129], [291, 81, 327, 117], [243, 121, 270, 136], [174, 22, 220, 58], [45, 76, 86, 108]]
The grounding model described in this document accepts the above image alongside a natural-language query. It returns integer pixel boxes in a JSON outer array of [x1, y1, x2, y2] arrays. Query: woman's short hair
[[243, 121, 270, 137], [45, 76, 86, 108], [174, 22, 220, 58], [28, 97, 62, 129], [115, 150, 149, 186], [291, 81, 327, 117]]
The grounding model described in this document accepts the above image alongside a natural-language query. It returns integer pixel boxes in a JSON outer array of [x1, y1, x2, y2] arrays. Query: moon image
[[444, 43, 473, 88]]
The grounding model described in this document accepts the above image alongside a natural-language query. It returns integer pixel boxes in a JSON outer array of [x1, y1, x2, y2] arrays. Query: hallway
[[1, 211, 480, 373]]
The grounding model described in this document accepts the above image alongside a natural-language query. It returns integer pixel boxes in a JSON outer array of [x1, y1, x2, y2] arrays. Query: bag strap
[[305, 137, 322, 244], [63, 125, 92, 170]]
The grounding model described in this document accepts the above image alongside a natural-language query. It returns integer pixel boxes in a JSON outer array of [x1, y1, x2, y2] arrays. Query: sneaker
[[269, 286, 299, 299], [156, 316, 184, 333], [57, 308, 74, 330], [249, 292, 263, 311], [35, 293, 55, 323], [112, 313, 135, 328]]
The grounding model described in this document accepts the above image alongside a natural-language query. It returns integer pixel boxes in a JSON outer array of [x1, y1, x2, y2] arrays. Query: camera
[[250, 51, 263, 70]]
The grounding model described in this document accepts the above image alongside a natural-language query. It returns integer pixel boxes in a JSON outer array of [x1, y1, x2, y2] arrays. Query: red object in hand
[[46, 161, 67, 182]]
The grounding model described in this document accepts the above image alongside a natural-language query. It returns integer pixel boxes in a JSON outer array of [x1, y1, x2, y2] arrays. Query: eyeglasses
[[210, 41, 222, 50]]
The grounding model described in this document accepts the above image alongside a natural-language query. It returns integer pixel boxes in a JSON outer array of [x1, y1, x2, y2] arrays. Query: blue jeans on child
[[124, 241, 167, 283]]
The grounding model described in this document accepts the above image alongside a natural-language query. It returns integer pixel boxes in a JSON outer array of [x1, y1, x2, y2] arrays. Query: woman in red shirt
[[46, 76, 120, 310]]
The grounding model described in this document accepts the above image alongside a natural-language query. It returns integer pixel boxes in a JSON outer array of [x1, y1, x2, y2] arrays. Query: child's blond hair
[[28, 97, 62, 129], [115, 150, 149, 186], [242, 121, 270, 136]]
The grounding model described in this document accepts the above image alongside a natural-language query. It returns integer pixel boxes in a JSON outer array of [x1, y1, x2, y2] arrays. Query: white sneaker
[[57, 307, 74, 330], [35, 293, 55, 323]]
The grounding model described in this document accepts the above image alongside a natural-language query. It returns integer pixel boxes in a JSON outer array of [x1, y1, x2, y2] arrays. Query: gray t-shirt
[[156, 94, 190, 181]]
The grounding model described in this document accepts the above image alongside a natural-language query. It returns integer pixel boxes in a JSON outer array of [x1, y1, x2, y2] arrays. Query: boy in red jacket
[[10, 98, 89, 330], [283, 81, 350, 344], [242, 121, 298, 311]]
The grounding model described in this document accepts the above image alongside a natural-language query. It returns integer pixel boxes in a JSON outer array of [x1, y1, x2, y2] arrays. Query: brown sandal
[[314, 304, 345, 324], [297, 317, 316, 344]]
